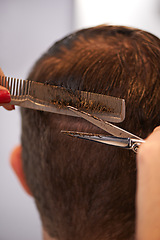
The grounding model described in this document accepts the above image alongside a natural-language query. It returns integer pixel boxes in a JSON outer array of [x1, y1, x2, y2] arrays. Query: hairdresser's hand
[[136, 126, 160, 240], [0, 68, 15, 110]]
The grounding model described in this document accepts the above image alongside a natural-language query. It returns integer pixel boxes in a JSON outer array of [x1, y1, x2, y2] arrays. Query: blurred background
[[0, 0, 159, 239]]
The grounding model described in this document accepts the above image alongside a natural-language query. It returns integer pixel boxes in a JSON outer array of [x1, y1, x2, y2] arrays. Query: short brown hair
[[21, 25, 160, 240]]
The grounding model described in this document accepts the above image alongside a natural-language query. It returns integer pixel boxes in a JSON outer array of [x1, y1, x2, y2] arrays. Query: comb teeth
[[0, 76, 31, 99]]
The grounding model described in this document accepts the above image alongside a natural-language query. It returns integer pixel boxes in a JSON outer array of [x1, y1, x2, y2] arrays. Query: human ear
[[10, 145, 32, 196]]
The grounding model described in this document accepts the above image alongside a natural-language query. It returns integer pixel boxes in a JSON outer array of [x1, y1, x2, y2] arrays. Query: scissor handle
[[130, 139, 145, 153]]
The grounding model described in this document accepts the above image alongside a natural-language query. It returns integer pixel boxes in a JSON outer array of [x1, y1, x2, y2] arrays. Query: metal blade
[[61, 130, 131, 148], [68, 106, 142, 140], [61, 130, 145, 152]]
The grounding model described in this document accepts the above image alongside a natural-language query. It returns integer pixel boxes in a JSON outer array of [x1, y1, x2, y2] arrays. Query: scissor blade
[[68, 106, 142, 140], [61, 130, 131, 148]]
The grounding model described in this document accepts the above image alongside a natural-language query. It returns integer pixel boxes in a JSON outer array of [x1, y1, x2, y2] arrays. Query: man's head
[[11, 25, 160, 240]]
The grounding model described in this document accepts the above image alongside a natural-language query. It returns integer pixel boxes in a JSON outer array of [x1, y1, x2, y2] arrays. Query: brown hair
[[21, 25, 160, 240]]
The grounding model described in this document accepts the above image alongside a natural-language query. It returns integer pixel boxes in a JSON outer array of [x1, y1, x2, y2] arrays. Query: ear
[[10, 145, 32, 196]]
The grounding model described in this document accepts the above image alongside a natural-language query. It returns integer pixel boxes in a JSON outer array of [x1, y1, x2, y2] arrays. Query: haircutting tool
[[0, 76, 144, 152], [0, 76, 125, 122], [61, 106, 145, 153]]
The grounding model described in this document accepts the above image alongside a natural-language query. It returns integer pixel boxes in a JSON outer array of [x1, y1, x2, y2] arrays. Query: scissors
[[61, 106, 145, 153]]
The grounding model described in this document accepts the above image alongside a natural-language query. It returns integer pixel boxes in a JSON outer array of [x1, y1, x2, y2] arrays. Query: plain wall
[[74, 0, 160, 37], [0, 1, 73, 240]]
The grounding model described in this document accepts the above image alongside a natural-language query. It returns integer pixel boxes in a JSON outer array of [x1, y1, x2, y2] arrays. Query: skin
[[1, 67, 160, 240], [136, 127, 160, 240], [10, 147, 56, 240]]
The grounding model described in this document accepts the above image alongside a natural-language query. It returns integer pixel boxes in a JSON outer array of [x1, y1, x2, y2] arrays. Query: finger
[[2, 104, 15, 111], [147, 127, 160, 140], [0, 67, 5, 76], [153, 126, 160, 133]]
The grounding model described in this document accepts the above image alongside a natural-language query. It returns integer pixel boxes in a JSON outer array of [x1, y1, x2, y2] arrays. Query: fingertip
[[153, 126, 160, 133], [0, 68, 5, 76], [11, 105, 15, 110], [2, 104, 15, 111]]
